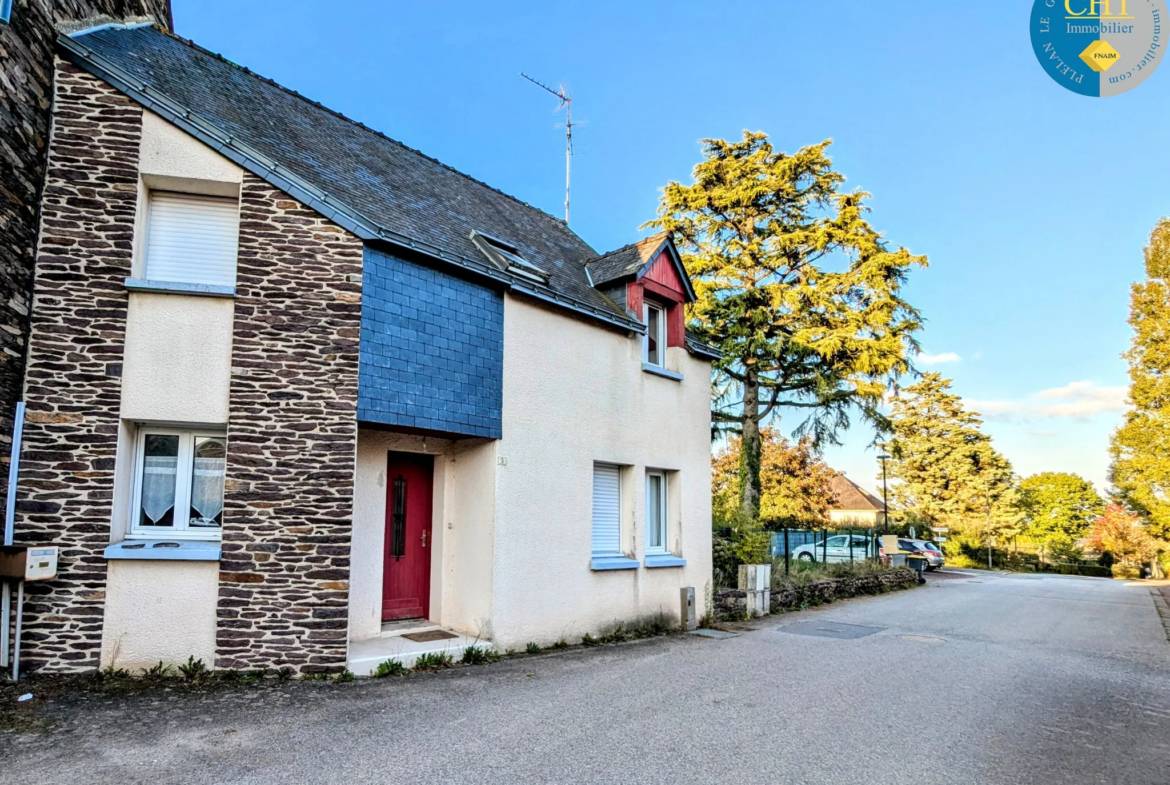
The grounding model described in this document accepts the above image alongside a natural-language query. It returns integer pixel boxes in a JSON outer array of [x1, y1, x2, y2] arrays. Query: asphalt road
[[2, 571, 1168, 784]]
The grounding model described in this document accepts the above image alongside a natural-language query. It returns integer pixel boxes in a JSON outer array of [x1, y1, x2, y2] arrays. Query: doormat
[[402, 630, 458, 643]]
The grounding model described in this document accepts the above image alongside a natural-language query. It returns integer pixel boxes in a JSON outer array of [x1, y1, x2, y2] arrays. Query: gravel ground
[[1, 570, 1167, 785]]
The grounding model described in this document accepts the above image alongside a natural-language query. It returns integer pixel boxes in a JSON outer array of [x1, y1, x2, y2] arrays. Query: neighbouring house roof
[[829, 474, 886, 513], [60, 23, 716, 349]]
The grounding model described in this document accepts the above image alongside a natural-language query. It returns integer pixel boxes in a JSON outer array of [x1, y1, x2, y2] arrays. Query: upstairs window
[[1, 0, 12, 24], [144, 191, 240, 287], [643, 302, 666, 367], [469, 231, 550, 284], [131, 427, 227, 539]]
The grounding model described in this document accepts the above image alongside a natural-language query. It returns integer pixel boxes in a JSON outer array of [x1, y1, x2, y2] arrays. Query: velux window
[[469, 230, 550, 283], [144, 191, 240, 287], [646, 470, 668, 554], [131, 428, 227, 539], [643, 302, 666, 367]]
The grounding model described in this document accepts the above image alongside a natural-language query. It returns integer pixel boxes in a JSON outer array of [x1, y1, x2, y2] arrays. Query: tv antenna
[[521, 72, 574, 224]]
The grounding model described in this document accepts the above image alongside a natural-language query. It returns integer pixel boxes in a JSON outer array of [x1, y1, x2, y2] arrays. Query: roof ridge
[[132, 26, 580, 236], [590, 231, 669, 264]]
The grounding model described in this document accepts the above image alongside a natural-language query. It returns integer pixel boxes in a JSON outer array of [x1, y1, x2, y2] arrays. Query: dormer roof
[[586, 232, 697, 302]]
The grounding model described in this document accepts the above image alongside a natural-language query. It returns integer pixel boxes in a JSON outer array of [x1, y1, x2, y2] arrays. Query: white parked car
[[791, 534, 874, 563]]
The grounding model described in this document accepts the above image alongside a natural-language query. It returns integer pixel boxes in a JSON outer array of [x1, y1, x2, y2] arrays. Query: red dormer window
[[644, 301, 666, 366]]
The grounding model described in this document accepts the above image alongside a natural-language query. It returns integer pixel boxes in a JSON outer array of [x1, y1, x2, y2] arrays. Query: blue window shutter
[[591, 464, 621, 557]]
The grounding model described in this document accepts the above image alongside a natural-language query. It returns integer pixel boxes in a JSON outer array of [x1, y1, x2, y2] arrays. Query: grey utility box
[[0, 546, 59, 581], [680, 587, 697, 631]]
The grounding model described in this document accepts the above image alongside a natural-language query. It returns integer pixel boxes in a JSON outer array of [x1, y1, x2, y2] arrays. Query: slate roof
[[586, 232, 671, 287], [61, 24, 640, 330], [829, 474, 885, 512]]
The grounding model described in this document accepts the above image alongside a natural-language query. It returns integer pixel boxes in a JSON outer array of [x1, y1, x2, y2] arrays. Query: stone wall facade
[[215, 174, 363, 674], [0, 0, 172, 518], [18, 62, 364, 675], [14, 61, 143, 671]]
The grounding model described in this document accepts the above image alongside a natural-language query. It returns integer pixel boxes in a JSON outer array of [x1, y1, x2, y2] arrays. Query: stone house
[[14, 22, 717, 675], [0, 0, 172, 507]]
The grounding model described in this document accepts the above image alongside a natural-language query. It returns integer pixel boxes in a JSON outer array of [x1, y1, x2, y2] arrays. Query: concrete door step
[[349, 628, 493, 675]]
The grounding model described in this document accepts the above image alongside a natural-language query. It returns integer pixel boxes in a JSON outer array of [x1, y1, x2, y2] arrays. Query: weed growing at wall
[[412, 652, 454, 672], [374, 659, 407, 678]]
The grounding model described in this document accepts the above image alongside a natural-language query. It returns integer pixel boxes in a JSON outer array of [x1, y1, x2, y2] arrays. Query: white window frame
[[128, 427, 227, 540], [645, 470, 669, 555], [643, 301, 667, 367]]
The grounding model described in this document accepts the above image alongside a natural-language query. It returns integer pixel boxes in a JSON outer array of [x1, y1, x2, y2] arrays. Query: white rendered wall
[[348, 429, 496, 642], [102, 112, 242, 666], [120, 292, 234, 424], [492, 293, 713, 649], [100, 560, 218, 670]]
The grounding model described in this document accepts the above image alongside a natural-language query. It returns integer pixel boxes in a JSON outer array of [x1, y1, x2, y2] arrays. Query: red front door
[[382, 452, 434, 621]]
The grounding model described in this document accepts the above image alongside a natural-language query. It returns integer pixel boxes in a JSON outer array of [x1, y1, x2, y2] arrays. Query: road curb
[[1150, 588, 1170, 643]]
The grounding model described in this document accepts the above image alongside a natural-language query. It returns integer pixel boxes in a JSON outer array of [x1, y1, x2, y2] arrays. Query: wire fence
[[770, 527, 881, 576]]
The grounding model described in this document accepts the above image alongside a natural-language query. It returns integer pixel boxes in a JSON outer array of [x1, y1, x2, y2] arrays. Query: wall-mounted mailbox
[[0, 546, 58, 581]]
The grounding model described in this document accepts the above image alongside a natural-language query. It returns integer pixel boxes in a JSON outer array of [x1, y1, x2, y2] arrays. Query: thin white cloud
[[918, 351, 961, 365], [970, 381, 1128, 422]]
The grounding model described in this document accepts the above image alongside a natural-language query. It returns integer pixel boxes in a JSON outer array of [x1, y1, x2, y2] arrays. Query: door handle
[[421, 530, 427, 548]]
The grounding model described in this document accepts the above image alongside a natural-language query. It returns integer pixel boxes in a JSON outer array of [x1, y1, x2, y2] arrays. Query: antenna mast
[[520, 72, 573, 224]]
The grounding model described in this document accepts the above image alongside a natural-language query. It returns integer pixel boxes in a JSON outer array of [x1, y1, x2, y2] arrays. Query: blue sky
[[173, 1, 1169, 494]]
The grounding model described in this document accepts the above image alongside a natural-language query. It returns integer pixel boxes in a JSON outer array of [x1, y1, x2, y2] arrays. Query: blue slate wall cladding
[[358, 247, 504, 438]]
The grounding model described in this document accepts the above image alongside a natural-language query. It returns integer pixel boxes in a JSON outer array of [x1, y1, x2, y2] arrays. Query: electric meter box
[[0, 545, 58, 581]]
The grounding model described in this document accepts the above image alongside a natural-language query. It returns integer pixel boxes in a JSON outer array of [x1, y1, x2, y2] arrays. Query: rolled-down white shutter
[[592, 463, 621, 556], [144, 192, 240, 286]]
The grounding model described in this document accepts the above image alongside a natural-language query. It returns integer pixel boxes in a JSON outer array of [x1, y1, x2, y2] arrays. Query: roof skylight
[[470, 231, 550, 284]]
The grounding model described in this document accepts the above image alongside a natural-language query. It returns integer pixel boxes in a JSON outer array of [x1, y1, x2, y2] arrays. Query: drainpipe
[[1, 402, 25, 669]]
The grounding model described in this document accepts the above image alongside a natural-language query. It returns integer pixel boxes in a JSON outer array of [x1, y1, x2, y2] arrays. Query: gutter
[[57, 33, 645, 337]]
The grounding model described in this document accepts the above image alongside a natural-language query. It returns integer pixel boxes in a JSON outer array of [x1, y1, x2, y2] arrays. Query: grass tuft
[[525, 642, 541, 654], [374, 658, 407, 678], [412, 651, 454, 672], [461, 646, 500, 665], [177, 656, 208, 683]]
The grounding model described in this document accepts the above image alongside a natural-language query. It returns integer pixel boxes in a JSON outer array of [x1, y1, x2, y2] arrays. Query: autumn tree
[[1084, 505, 1159, 566], [884, 374, 1021, 537], [1018, 472, 1104, 558], [650, 132, 925, 516], [713, 429, 837, 530], [1110, 218, 1170, 540]]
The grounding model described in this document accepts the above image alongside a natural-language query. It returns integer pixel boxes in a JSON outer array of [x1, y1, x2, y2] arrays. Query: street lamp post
[[878, 454, 891, 535]]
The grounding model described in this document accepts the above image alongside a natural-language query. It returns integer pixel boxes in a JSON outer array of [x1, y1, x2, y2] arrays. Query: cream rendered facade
[[98, 112, 241, 670], [828, 510, 885, 528], [347, 293, 713, 650], [86, 110, 712, 668]]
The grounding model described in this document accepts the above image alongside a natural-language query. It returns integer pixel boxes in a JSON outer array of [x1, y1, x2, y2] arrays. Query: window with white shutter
[[591, 463, 622, 557], [144, 192, 240, 287]]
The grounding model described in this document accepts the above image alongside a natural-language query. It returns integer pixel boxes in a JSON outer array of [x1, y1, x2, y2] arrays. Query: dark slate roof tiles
[[67, 24, 620, 318], [587, 232, 669, 287]]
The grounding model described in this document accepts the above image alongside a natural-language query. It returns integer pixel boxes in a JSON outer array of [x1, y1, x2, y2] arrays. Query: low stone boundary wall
[[714, 568, 919, 620]]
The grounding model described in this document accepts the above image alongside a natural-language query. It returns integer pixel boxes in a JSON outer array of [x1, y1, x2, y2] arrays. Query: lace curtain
[[141, 455, 178, 524]]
